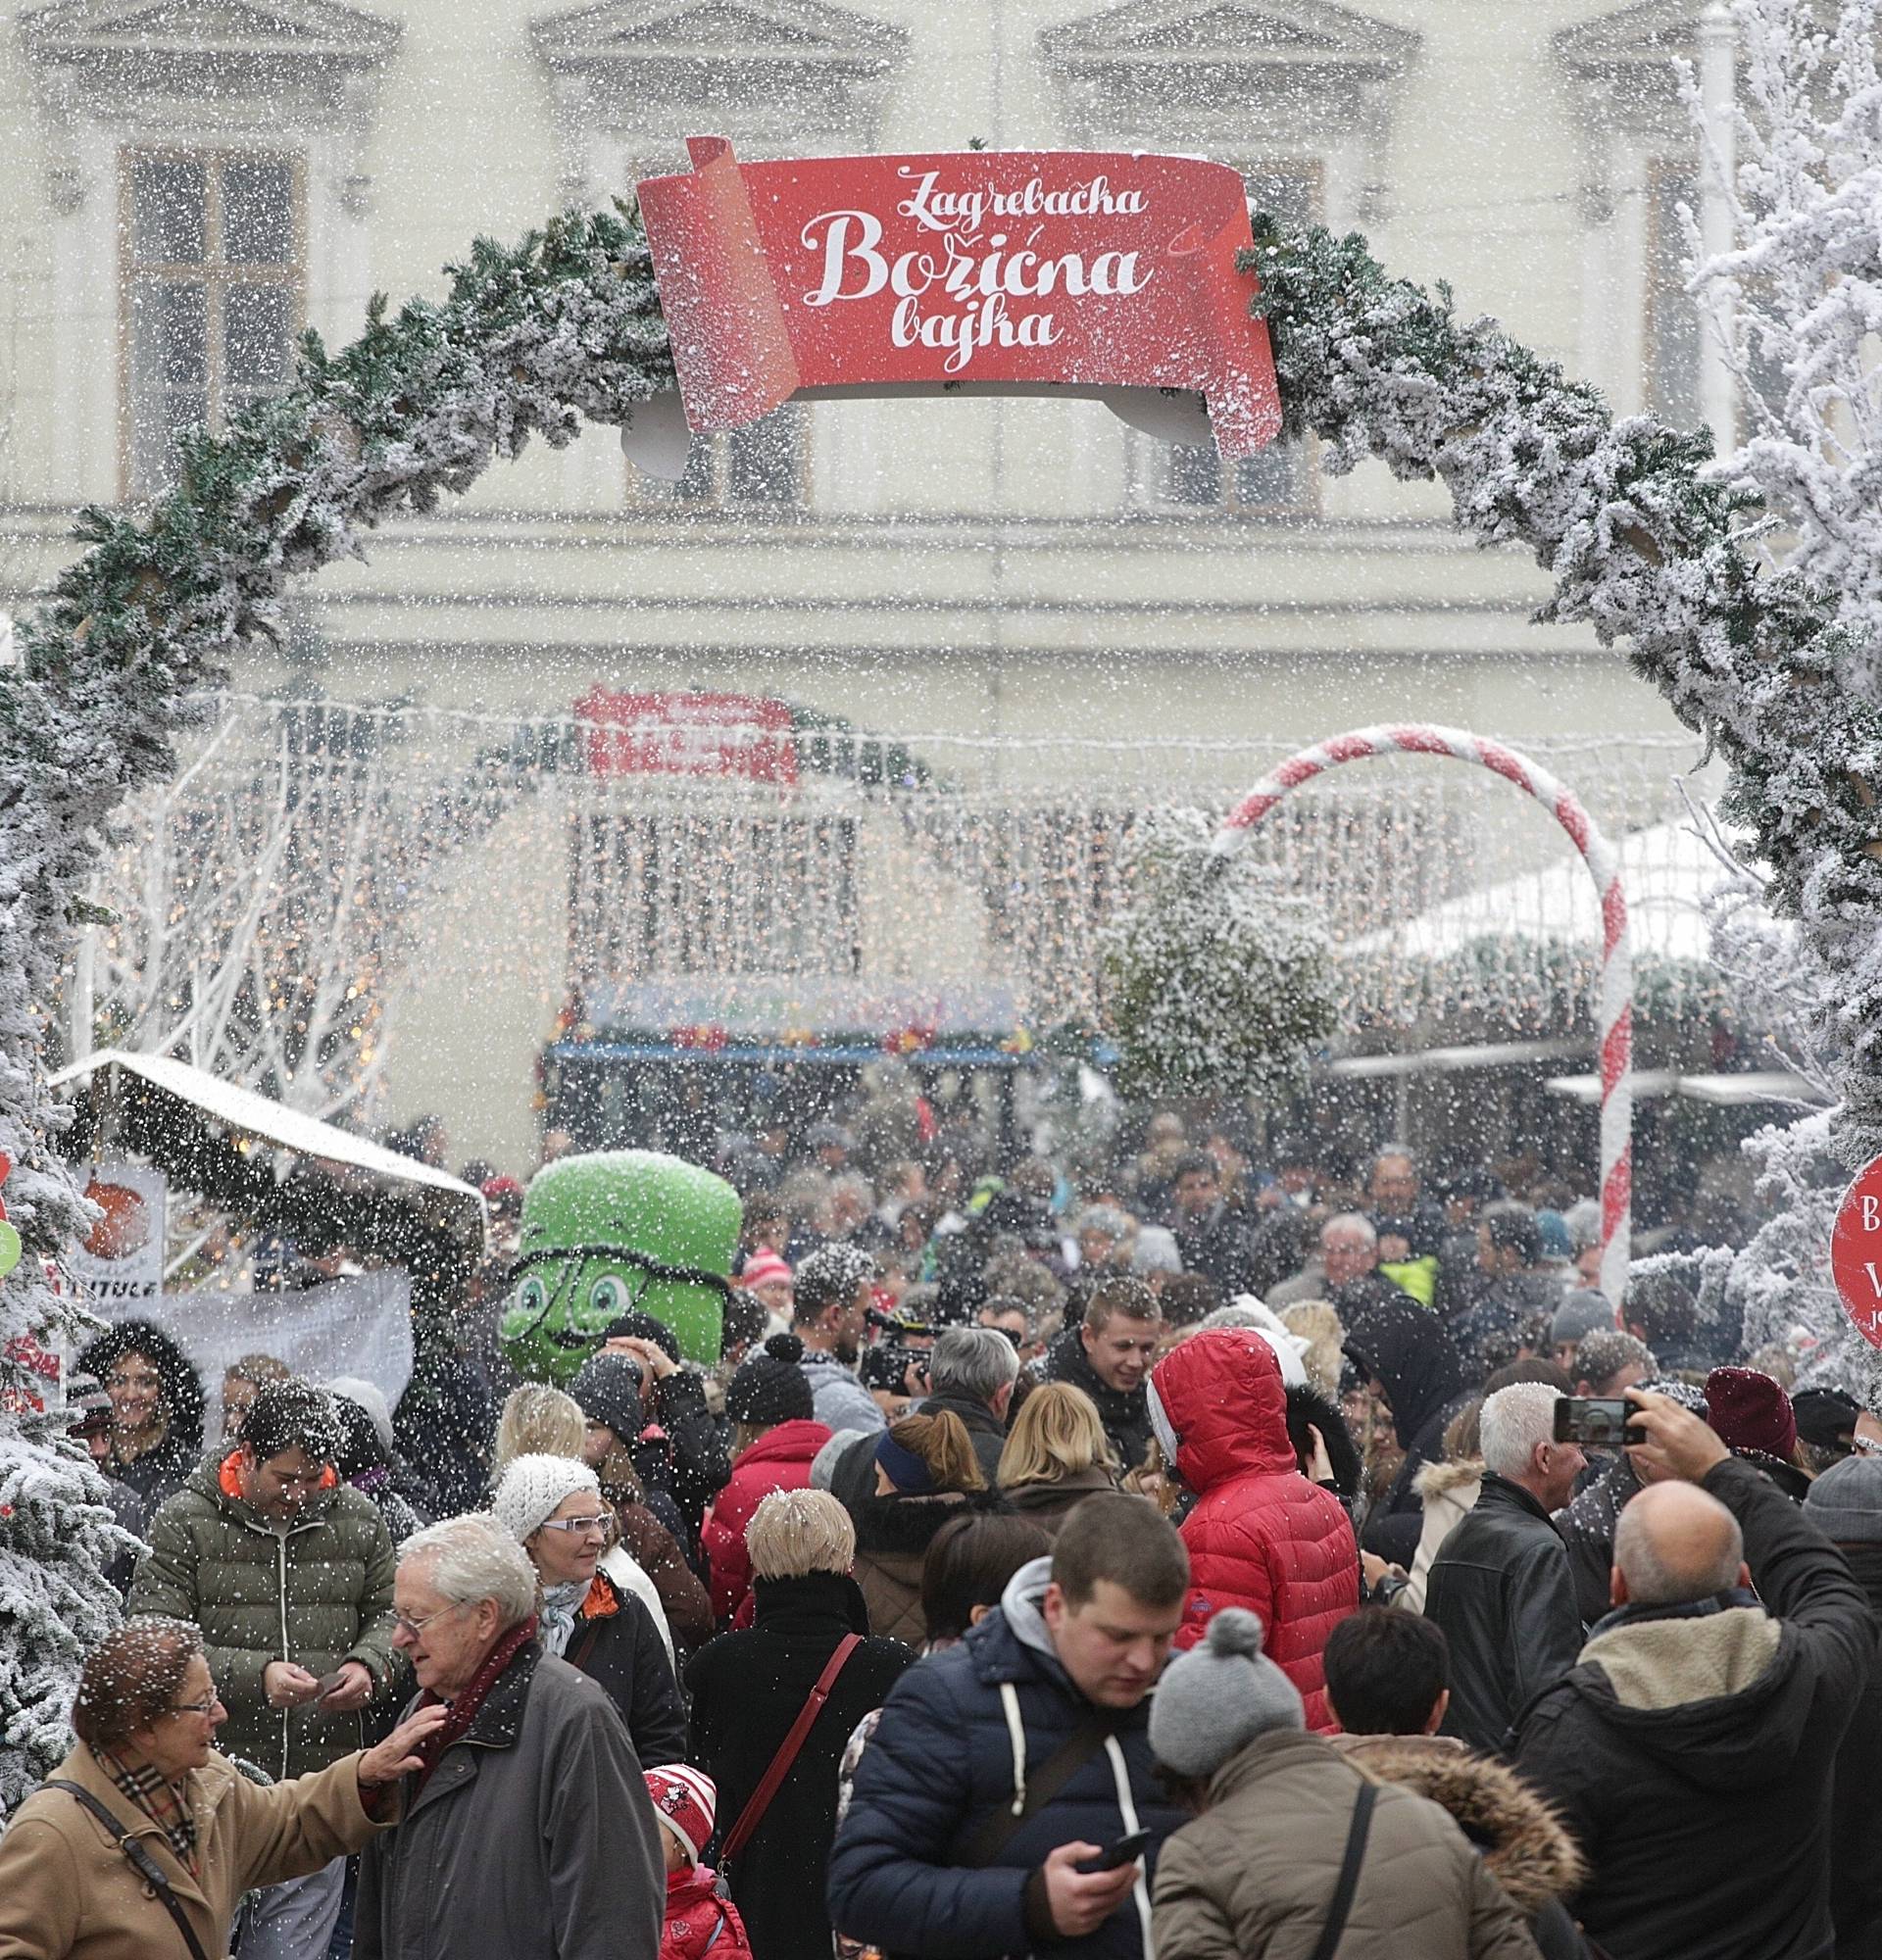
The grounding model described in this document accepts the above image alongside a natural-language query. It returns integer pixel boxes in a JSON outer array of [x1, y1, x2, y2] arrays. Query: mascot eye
[[589, 1275, 627, 1318], [514, 1275, 547, 1319]]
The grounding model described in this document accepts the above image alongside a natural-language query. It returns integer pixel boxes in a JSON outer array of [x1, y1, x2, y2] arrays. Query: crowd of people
[[6, 1107, 1881, 1960]]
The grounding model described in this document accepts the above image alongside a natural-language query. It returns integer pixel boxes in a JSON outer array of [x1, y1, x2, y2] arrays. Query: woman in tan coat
[[0, 1615, 441, 1960], [850, 1410, 985, 1644], [1148, 1609, 1541, 1960]]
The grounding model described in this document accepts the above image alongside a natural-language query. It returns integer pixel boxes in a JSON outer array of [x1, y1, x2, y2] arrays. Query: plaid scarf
[[93, 1745, 198, 1876]]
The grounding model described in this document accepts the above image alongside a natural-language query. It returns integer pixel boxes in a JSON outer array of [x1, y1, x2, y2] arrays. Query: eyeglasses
[[392, 1601, 467, 1640], [539, 1514, 610, 1537], [162, 1695, 220, 1719]]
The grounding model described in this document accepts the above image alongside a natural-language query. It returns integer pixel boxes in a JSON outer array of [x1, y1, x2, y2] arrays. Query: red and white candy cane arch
[[1218, 724, 1633, 1308]]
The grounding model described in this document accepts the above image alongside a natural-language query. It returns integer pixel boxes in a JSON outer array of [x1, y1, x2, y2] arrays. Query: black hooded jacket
[[1342, 1298, 1472, 1563], [1037, 1328, 1153, 1472], [1827, 1541, 1882, 1959], [1511, 1458, 1876, 1960]]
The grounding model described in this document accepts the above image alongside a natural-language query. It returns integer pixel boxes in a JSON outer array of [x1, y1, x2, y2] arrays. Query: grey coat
[[355, 1641, 664, 1960]]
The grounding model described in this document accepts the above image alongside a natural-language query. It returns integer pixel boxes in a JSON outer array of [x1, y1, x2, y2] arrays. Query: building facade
[[0, 0, 1732, 1165]]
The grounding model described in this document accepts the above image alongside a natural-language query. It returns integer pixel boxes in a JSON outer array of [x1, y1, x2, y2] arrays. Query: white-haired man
[[1423, 1381, 1586, 1752], [354, 1514, 665, 1960]]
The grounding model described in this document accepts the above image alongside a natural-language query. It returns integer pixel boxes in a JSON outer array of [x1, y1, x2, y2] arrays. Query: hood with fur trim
[[1413, 1457, 1485, 1503], [1331, 1734, 1585, 1912]]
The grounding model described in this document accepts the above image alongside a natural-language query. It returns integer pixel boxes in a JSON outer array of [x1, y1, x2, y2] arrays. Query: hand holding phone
[[1076, 1828, 1153, 1874], [1554, 1396, 1644, 1449]]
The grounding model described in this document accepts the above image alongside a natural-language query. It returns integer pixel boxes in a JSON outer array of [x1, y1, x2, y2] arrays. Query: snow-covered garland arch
[[6, 206, 1882, 1341], [1220, 725, 1635, 1306]]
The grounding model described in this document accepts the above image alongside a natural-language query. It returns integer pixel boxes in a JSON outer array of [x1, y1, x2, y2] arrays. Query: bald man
[[1511, 1389, 1874, 1960]]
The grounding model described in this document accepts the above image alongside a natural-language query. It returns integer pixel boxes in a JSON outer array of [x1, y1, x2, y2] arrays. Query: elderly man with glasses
[[354, 1511, 667, 1960], [0, 1616, 442, 1958], [491, 1452, 687, 1763]]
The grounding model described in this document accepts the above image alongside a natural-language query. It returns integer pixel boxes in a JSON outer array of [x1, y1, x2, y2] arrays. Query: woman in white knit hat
[[492, 1453, 687, 1765]]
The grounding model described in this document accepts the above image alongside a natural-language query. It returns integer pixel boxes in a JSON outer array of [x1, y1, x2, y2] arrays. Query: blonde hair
[[494, 1383, 585, 1475], [224, 1352, 289, 1389], [997, 1382, 1115, 1490], [885, 1409, 985, 1494], [1278, 1302, 1345, 1396], [746, 1488, 856, 1580]]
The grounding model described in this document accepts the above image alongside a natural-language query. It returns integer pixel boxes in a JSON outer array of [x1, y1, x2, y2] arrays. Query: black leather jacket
[[1424, 1472, 1583, 1753]]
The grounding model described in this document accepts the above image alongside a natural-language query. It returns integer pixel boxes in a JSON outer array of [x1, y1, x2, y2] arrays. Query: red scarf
[[410, 1616, 538, 1791]]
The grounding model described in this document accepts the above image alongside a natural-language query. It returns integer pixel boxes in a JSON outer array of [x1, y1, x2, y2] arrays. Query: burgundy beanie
[[1704, 1367, 1798, 1462]]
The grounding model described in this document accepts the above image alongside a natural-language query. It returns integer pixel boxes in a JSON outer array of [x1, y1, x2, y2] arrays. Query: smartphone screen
[[1553, 1396, 1642, 1447]]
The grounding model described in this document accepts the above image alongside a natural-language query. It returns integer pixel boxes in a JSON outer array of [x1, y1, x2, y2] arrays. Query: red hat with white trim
[[644, 1763, 717, 1863], [740, 1249, 793, 1292]]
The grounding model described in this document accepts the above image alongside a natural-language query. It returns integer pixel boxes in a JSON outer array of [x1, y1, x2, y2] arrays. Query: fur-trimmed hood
[[1331, 1734, 1586, 1912], [1412, 1456, 1485, 1503], [850, 1487, 979, 1558]]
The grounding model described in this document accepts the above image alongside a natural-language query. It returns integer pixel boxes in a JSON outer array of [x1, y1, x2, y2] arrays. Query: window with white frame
[[121, 149, 303, 498]]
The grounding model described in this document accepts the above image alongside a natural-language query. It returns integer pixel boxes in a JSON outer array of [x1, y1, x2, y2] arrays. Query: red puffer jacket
[[702, 1418, 833, 1624], [661, 1866, 753, 1960], [1151, 1331, 1359, 1731]]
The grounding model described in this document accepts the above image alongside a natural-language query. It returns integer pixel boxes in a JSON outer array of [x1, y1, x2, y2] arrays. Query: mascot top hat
[[500, 1149, 740, 1383]]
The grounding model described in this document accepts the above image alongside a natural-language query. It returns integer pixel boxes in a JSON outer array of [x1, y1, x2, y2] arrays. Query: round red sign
[[1832, 1157, 1882, 1348]]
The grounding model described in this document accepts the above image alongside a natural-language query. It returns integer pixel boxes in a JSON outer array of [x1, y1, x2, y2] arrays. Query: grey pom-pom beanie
[[1148, 1607, 1305, 1780]]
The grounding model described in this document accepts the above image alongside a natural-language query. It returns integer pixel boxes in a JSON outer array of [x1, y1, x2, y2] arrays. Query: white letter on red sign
[[801, 212, 887, 306]]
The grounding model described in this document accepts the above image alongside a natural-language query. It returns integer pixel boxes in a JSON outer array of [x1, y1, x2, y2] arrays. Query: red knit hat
[[644, 1764, 717, 1863], [1704, 1367, 1798, 1463], [741, 1249, 793, 1292]]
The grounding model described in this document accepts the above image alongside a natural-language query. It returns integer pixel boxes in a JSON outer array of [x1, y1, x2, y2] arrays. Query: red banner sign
[[1834, 1157, 1882, 1348], [576, 689, 799, 785], [636, 140, 1282, 459]]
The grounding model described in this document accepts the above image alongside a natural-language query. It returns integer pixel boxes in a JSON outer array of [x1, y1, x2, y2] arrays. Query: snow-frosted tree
[[1673, 0, 1882, 1376], [1097, 807, 1337, 1099], [0, 671, 162, 1811]]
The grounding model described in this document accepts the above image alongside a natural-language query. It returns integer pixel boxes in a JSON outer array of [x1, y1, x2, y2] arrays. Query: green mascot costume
[[500, 1150, 741, 1383]]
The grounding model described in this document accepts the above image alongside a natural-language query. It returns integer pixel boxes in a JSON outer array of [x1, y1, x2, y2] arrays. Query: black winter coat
[[828, 1555, 1190, 1960], [651, 1366, 734, 1523], [565, 1570, 688, 1767], [1511, 1459, 1876, 1960], [1037, 1330, 1153, 1472], [918, 1392, 1009, 1485], [1424, 1473, 1584, 1753], [1448, 1270, 1561, 1378], [1558, 1454, 1640, 1627], [1827, 1541, 1882, 1958], [1343, 1298, 1472, 1566], [687, 1571, 914, 1960], [1169, 1201, 1259, 1298]]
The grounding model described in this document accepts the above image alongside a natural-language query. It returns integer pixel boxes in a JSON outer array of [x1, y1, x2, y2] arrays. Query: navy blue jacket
[[826, 1558, 1186, 1960]]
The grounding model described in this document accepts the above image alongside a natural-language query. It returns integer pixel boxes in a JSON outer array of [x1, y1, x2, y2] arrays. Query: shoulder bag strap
[[567, 1616, 604, 1673], [1305, 1780, 1377, 1960], [718, 1633, 863, 1866], [43, 1780, 212, 1960], [956, 1708, 1114, 1871]]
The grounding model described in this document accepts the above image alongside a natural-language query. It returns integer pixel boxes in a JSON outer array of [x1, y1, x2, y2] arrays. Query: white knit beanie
[[492, 1453, 601, 1543], [325, 1377, 395, 1457]]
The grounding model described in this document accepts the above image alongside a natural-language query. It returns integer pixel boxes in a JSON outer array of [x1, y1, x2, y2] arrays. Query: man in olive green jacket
[[129, 1378, 397, 1960]]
